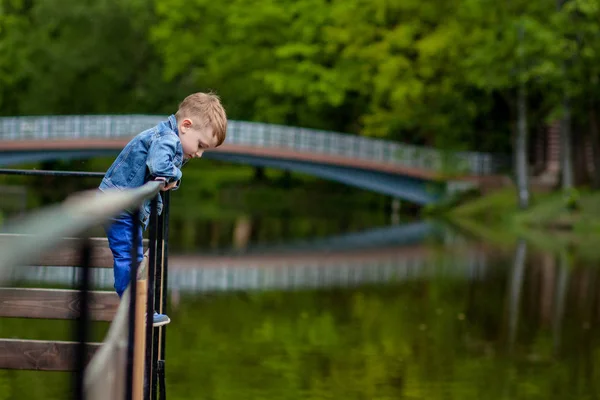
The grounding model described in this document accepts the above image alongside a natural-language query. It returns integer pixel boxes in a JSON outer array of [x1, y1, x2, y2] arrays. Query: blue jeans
[[104, 212, 143, 298]]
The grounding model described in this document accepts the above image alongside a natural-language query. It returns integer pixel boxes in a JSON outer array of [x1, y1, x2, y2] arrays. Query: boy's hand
[[154, 177, 178, 191], [161, 181, 179, 191]]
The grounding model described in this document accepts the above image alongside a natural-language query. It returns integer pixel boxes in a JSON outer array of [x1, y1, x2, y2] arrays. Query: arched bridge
[[0, 116, 507, 205]]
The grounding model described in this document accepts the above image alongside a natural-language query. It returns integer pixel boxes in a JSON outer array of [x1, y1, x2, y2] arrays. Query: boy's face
[[179, 118, 219, 160]]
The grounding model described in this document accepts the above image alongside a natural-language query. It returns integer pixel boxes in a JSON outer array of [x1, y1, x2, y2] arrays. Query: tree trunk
[[573, 123, 589, 185], [516, 80, 530, 209], [560, 98, 574, 190], [232, 216, 252, 250], [589, 105, 600, 189], [557, 0, 574, 191], [253, 166, 266, 182]]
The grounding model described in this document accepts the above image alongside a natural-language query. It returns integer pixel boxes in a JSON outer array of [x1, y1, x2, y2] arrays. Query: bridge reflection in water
[[9, 222, 490, 293]]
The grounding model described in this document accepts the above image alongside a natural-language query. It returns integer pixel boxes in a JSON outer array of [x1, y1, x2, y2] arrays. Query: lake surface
[[1, 169, 599, 400]]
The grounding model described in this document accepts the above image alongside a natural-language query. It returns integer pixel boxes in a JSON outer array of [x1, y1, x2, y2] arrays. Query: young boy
[[100, 92, 227, 326]]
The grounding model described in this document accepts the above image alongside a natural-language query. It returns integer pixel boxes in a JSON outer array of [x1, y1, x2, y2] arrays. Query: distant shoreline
[[435, 188, 600, 261]]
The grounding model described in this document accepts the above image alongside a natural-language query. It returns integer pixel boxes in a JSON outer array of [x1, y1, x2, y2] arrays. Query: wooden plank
[[39, 241, 114, 268], [0, 235, 148, 268], [0, 288, 120, 321], [0, 339, 101, 371]]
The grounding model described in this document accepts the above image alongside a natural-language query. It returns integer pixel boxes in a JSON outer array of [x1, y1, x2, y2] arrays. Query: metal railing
[[0, 115, 509, 175], [0, 169, 170, 400]]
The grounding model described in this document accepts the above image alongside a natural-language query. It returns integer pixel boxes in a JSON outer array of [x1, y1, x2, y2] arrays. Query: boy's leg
[[104, 212, 143, 298], [104, 211, 170, 327]]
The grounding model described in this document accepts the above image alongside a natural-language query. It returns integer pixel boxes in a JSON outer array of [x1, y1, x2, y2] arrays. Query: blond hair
[[175, 92, 227, 146]]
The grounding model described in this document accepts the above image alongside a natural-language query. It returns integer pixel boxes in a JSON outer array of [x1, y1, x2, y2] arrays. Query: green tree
[[560, 0, 600, 188], [7, 0, 600, 179], [456, 0, 562, 206], [0, 0, 34, 115], [0, 0, 178, 115]]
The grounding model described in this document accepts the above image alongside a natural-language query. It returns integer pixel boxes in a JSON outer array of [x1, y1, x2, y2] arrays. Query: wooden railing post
[[133, 279, 147, 400]]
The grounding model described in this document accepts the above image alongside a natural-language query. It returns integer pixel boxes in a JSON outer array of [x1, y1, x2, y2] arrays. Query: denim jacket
[[99, 115, 183, 228]]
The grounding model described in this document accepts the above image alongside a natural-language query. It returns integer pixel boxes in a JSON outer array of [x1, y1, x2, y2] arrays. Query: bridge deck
[[0, 139, 490, 181]]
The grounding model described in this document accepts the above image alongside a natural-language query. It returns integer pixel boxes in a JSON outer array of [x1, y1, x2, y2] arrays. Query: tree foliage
[[2, 0, 600, 156]]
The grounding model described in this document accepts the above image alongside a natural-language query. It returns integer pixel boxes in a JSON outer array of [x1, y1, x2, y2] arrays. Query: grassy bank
[[442, 188, 600, 260]]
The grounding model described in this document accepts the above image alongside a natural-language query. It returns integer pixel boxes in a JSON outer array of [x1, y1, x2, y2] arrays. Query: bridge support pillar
[[391, 198, 400, 225], [253, 167, 267, 182]]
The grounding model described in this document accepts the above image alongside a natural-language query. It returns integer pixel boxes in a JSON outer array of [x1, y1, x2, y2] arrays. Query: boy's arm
[[146, 135, 183, 183]]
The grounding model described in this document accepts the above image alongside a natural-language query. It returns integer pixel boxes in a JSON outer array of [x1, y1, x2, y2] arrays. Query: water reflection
[[175, 220, 440, 254], [3, 179, 600, 399], [11, 222, 488, 294], [4, 226, 600, 399], [163, 245, 600, 400], [507, 239, 527, 352]]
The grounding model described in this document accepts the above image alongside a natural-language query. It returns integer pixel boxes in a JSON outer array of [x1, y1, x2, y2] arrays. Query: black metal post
[[125, 210, 141, 400], [151, 199, 165, 400], [144, 199, 159, 400], [158, 360, 167, 400], [158, 191, 170, 400], [74, 238, 92, 400]]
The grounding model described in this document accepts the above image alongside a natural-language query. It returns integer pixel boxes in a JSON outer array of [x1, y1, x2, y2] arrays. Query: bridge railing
[[0, 116, 509, 175], [0, 170, 170, 400], [229, 120, 505, 175]]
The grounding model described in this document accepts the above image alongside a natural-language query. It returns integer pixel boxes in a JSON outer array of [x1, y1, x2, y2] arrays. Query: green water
[[2, 248, 600, 400], [1, 163, 600, 399]]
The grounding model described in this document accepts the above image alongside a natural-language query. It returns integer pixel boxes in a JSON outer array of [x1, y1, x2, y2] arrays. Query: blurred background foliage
[[3, 0, 599, 155]]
